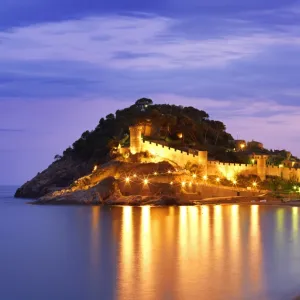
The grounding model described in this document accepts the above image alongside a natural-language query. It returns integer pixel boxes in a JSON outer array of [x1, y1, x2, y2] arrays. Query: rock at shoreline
[[15, 157, 91, 199], [36, 175, 186, 206], [32, 160, 186, 205], [37, 176, 118, 205], [15, 156, 176, 200]]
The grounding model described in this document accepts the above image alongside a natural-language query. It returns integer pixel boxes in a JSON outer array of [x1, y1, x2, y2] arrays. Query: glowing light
[[133, 174, 137, 178], [253, 182, 257, 187], [292, 207, 298, 233], [240, 143, 245, 149], [293, 186, 297, 190], [233, 180, 237, 185], [216, 177, 220, 183], [154, 172, 158, 176], [189, 182, 192, 187], [251, 159, 255, 164], [170, 181, 174, 185], [181, 181, 186, 187], [125, 177, 130, 183], [168, 170, 171, 174], [279, 164, 284, 168], [203, 175, 208, 181], [192, 174, 197, 179], [150, 150, 156, 156], [93, 165, 98, 172], [226, 173, 233, 181], [144, 179, 149, 185], [177, 133, 183, 139]]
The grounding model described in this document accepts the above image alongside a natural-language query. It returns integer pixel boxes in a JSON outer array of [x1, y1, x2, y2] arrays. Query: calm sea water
[[0, 186, 300, 300]]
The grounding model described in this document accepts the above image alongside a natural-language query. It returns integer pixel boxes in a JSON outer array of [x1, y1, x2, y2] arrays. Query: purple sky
[[1, 0, 300, 185]]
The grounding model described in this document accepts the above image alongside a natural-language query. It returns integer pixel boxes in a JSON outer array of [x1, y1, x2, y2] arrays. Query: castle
[[126, 125, 300, 183]]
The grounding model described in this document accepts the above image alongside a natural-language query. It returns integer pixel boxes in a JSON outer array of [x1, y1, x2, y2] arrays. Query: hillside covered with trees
[[62, 98, 238, 165]]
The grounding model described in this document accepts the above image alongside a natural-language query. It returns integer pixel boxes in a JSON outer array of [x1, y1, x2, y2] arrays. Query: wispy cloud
[[1, 13, 300, 70], [0, 128, 24, 132]]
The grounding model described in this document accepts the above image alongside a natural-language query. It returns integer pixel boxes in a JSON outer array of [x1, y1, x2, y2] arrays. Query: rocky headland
[[28, 158, 197, 205], [15, 99, 300, 206]]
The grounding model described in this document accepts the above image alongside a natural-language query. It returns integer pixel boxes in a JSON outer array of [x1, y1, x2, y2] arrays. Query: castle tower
[[129, 125, 143, 154], [198, 151, 208, 175], [254, 155, 268, 181]]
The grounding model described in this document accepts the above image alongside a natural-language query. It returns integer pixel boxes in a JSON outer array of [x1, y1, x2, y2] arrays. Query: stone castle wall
[[141, 140, 208, 170], [128, 125, 300, 182], [264, 165, 300, 181], [207, 161, 257, 179]]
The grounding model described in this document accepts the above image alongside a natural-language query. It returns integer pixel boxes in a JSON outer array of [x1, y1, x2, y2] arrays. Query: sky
[[1, 0, 300, 185]]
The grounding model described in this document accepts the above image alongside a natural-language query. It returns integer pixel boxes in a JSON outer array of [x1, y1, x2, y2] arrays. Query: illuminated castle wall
[[128, 125, 300, 182], [142, 140, 208, 172]]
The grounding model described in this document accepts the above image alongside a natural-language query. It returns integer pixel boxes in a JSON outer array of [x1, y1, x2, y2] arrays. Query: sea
[[0, 185, 300, 300]]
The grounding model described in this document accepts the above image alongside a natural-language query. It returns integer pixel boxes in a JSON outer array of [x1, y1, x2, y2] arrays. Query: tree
[[81, 130, 90, 140], [106, 113, 115, 120], [99, 118, 105, 126], [135, 98, 153, 106], [210, 121, 226, 145], [54, 154, 62, 161], [63, 147, 73, 157]]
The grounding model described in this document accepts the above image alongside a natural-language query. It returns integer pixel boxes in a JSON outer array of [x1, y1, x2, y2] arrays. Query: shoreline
[[27, 197, 300, 207]]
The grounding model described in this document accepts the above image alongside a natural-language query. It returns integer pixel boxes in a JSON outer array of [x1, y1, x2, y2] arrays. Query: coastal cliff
[[15, 157, 91, 199]]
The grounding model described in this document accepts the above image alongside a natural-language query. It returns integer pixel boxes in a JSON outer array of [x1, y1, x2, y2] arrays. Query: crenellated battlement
[[128, 125, 300, 182], [141, 140, 208, 169]]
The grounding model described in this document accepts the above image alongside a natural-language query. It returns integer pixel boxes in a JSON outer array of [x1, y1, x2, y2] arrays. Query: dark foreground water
[[1, 186, 300, 300]]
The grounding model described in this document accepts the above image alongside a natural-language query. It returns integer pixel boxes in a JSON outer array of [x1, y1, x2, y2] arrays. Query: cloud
[[1, 13, 300, 70], [0, 128, 24, 132]]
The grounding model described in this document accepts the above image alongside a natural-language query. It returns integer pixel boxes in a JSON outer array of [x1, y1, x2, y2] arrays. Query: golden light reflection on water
[[139, 206, 153, 300], [213, 205, 223, 284], [213, 205, 223, 249], [291, 207, 300, 267], [116, 205, 271, 300], [277, 208, 285, 232], [249, 205, 263, 293], [200, 205, 210, 261], [292, 207, 298, 234], [119, 206, 133, 300], [229, 204, 241, 297], [189, 206, 199, 257], [90, 206, 100, 266], [179, 206, 188, 259], [276, 208, 285, 248]]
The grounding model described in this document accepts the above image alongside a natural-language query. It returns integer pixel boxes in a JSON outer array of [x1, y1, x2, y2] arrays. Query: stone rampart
[[141, 140, 208, 170], [207, 161, 257, 179], [128, 125, 300, 182]]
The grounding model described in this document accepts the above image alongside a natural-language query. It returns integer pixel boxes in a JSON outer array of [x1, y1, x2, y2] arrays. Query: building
[[124, 125, 300, 183], [247, 140, 264, 150], [235, 140, 247, 151]]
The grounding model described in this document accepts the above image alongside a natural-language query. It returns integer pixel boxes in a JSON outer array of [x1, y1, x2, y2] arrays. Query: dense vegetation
[[58, 98, 300, 168], [60, 98, 239, 164]]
